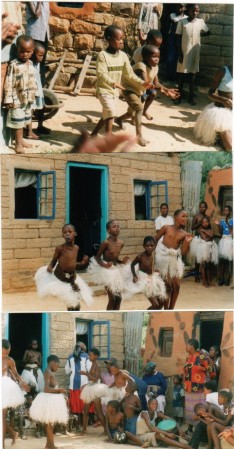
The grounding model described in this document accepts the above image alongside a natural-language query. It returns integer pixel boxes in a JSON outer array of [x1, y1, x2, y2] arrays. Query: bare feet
[[137, 136, 149, 147], [26, 132, 40, 140], [15, 145, 26, 154], [143, 111, 153, 120], [115, 117, 126, 130], [11, 431, 18, 445]]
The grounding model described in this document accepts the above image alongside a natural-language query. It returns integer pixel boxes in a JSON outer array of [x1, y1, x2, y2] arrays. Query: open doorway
[[66, 163, 108, 259], [199, 313, 224, 352]]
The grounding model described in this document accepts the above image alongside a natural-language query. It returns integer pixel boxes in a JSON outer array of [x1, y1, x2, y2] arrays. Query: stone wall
[[1, 152, 182, 292], [37, 2, 233, 87]]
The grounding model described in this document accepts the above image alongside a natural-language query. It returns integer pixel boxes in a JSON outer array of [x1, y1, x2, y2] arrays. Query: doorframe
[[66, 162, 109, 242]]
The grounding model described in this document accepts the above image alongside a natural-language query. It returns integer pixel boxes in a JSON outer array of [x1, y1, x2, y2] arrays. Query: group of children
[[34, 201, 232, 311]]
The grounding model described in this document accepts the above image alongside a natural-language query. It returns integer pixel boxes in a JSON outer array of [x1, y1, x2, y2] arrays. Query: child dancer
[[91, 25, 153, 136], [88, 220, 129, 310], [155, 209, 193, 309], [80, 348, 109, 434], [3, 35, 38, 153], [215, 206, 233, 286], [124, 236, 166, 309], [191, 201, 210, 283], [34, 224, 93, 310], [21, 338, 44, 394], [172, 375, 184, 426], [2, 339, 30, 449], [190, 217, 218, 287], [30, 354, 69, 449]]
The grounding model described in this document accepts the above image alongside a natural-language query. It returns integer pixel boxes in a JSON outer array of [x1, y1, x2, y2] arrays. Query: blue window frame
[[37, 171, 56, 219], [90, 321, 110, 360], [134, 180, 168, 220]]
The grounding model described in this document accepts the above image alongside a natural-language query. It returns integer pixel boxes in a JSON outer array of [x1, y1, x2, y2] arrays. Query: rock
[[85, 13, 114, 26], [70, 19, 101, 35], [111, 3, 135, 17], [53, 33, 73, 49], [49, 16, 70, 33], [74, 34, 95, 50], [94, 3, 112, 13], [54, 73, 71, 86], [94, 39, 105, 52]]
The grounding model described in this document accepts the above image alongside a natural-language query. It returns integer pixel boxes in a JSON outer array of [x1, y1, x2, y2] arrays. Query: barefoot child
[[215, 206, 233, 286], [92, 25, 153, 136], [3, 35, 38, 153], [30, 354, 69, 449], [21, 338, 44, 394], [191, 201, 210, 282], [155, 209, 193, 309], [132, 29, 162, 65], [34, 224, 93, 310], [2, 339, 30, 449], [80, 348, 109, 434], [124, 236, 166, 309], [172, 375, 184, 426], [190, 217, 218, 288], [88, 220, 129, 310], [106, 360, 134, 402], [106, 400, 125, 442], [122, 381, 142, 436], [116, 46, 179, 146]]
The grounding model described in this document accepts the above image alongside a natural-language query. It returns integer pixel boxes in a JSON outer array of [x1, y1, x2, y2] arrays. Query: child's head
[[174, 209, 187, 226], [209, 345, 220, 360], [188, 4, 200, 19], [147, 397, 158, 412], [16, 35, 34, 62], [218, 389, 233, 406], [142, 45, 160, 68], [204, 380, 218, 395], [29, 338, 38, 349], [201, 217, 211, 229], [146, 29, 162, 48], [108, 360, 119, 375], [173, 375, 182, 385], [2, 339, 11, 356], [194, 403, 208, 416], [33, 42, 45, 64], [199, 201, 208, 214], [47, 354, 60, 372], [176, 4, 186, 15], [107, 400, 120, 414], [126, 380, 138, 394], [62, 223, 77, 243], [143, 236, 156, 254], [160, 203, 169, 217], [223, 205, 232, 217], [89, 347, 100, 362], [104, 25, 124, 51], [106, 220, 120, 236]]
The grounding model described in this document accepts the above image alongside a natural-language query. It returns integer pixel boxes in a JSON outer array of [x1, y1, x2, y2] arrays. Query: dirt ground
[[1, 87, 223, 154], [3, 276, 233, 312]]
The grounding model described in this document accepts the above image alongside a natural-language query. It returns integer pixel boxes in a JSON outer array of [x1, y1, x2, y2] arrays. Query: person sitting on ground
[[142, 362, 167, 413], [121, 381, 142, 436], [205, 390, 234, 449]]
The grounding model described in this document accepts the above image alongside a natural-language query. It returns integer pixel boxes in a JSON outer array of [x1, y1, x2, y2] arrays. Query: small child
[[191, 201, 210, 282], [34, 223, 93, 311], [116, 46, 179, 146], [21, 338, 44, 394], [132, 29, 162, 65], [88, 220, 129, 310], [80, 348, 109, 434], [172, 375, 184, 426], [215, 206, 233, 286], [3, 35, 38, 153], [29, 354, 69, 449], [106, 400, 125, 442], [190, 217, 218, 288], [2, 339, 30, 449], [155, 209, 193, 309], [124, 236, 166, 309], [92, 25, 153, 136]]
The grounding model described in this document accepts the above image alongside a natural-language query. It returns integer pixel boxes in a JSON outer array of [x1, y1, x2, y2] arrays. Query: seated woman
[[194, 65, 232, 151], [142, 362, 167, 413]]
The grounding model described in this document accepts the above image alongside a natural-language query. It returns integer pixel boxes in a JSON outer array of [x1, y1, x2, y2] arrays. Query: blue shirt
[[142, 371, 167, 396], [220, 218, 233, 236], [173, 384, 184, 407]]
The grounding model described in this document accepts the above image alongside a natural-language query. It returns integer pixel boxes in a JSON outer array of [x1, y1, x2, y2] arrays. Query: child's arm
[[123, 56, 153, 90], [152, 75, 180, 100], [44, 371, 66, 395], [9, 358, 30, 392], [154, 225, 167, 245], [76, 255, 89, 269], [131, 255, 141, 282], [208, 68, 232, 109], [96, 52, 125, 91], [3, 62, 18, 108], [117, 242, 129, 264], [27, 2, 42, 19], [105, 415, 113, 442], [181, 233, 194, 255], [95, 241, 113, 268], [199, 228, 214, 239], [47, 246, 60, 272]]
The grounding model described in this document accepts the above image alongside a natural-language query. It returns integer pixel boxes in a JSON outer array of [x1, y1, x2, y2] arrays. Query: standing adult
[[183, 338, 215, 433], [155, 203, 174, 241], [65, 342, 92, 431], [215, 206, 233, 286], [137, 3, 163, 44], [142, 361, 167, 412], [209, 346, 221, 383]]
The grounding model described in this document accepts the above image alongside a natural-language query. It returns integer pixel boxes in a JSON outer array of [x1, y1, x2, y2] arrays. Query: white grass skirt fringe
[[2, 376, 25, 409], [29, 392, 69, 424], [218, 235, 233, 261], [80, 382, 110, 403], [21, 368, 44, 392], [155, 243, 184, 280], [87, 257, 124, 294], [194, 103, 232, 146], [122, 264, 166, 300], [190, 237, 218, 264], [34, 266, 93, 308]]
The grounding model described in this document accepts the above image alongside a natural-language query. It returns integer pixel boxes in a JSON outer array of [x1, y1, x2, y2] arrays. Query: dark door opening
[[69, 167, 102, 259], [8, 314, 42, 374], [200, 319, 224, 352]]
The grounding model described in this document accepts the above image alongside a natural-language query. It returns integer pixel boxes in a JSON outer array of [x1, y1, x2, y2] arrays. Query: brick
[[2, 250, 14, 260], [14, 248, 41, 259], [13, 229, 39, 239], [2, 239, 26, 250], [26, 238, 52, 249]]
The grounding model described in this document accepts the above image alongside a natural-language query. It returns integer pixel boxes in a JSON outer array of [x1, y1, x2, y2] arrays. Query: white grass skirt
[[102, 386, 126, 406], [155, 243, 184, 280], [2, 376, 25, 409], [34, 266, 93, 308], [218, 235, 233, 261], [29, 392, 69, 424], [87, 257, 124, 294], [21, 368, 44, 392], [122, 264, 166, 300], [80, 382, 110, 403], [194, 103, 232, 146], [190, 237, 218, 264]]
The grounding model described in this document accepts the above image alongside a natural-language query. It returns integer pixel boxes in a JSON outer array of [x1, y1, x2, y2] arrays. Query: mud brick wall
[[49, 312, 125, 386], [1, 153, 182, 292]]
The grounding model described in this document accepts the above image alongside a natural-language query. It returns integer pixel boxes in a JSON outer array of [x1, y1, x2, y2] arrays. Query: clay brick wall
[[1, 153, 182, 292]]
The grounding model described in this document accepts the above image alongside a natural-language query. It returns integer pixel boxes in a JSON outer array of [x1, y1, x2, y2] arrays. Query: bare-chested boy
[[121, 381, 142, 435], [2, 339, 30, 449], [34, 223, 93, 310], [106, 400, 125, 442], [155, 209, 193, 310], [80, 348, 108, 434], [191, 202, 211, 283], [88, 220, 129, 310], [107, 361, 134, 402]]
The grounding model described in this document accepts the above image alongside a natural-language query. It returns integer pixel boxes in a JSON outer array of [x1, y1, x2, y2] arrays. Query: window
[[91, 321, 110, 360], [158, 328, 173, 357], [56, 2, 84, 7], [134, 180, 168, 220], [14, 169, 56, 219]]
